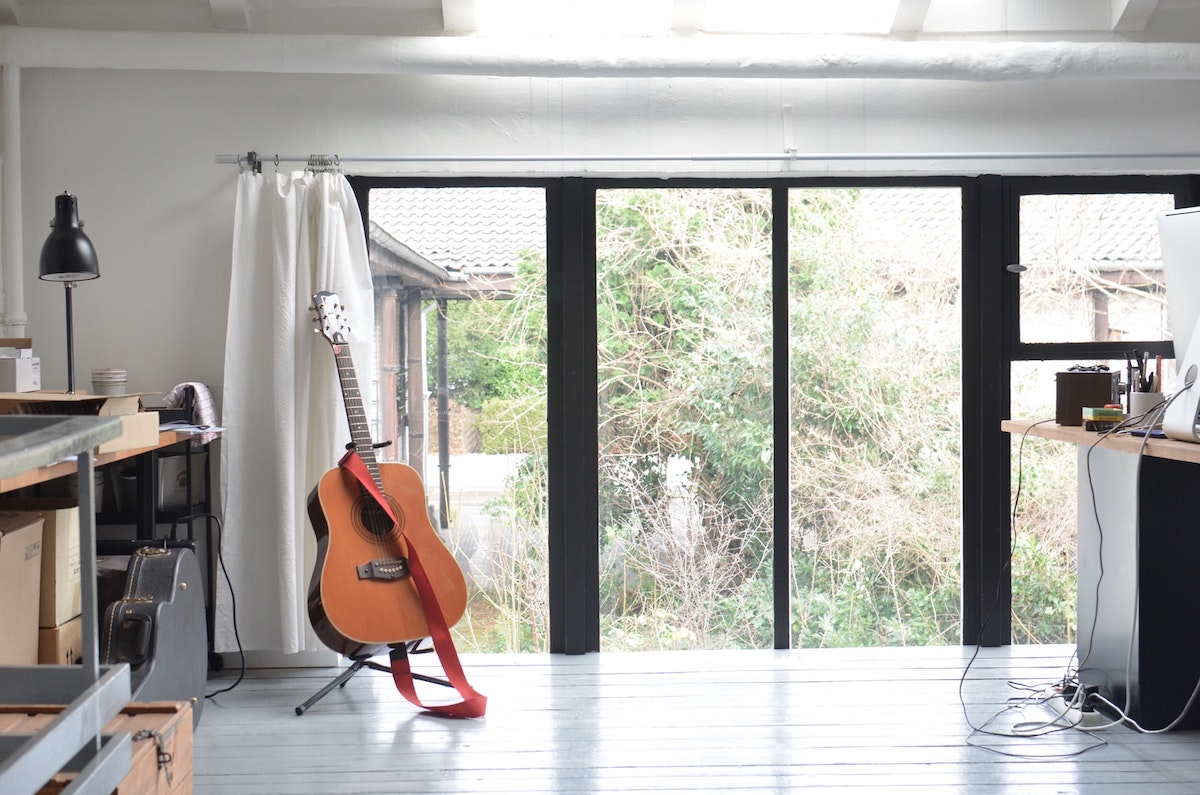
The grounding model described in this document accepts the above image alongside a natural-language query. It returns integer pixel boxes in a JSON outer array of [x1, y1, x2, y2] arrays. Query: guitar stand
[[294, 640, 453, 716]]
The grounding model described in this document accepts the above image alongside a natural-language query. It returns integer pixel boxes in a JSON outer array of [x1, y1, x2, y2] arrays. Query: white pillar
[[1, 62, 25, 336]]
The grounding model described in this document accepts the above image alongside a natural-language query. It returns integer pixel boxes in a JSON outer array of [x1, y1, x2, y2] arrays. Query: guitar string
[[335, 345, 401, 559]]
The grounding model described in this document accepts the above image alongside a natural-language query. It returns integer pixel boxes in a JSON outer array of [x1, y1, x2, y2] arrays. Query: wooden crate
[[0, 701, 193, 794]]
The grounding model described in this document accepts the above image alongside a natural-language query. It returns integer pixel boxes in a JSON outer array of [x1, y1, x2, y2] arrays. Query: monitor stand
[[1162, 356, 1200, 442]]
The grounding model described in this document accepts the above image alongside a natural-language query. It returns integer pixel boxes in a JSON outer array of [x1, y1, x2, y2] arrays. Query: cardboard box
[[0, 356, 41, 392], [0, 337, 34, 358], [0, 512, 44, 664], [39, 502, 81, 627], [0, 701, 193, 795], [38, 614, 83, 665], [0, 392, 159, 454], [0, 391, 148, 415], [96, 411, 160, 455], [0, 498, 81, 627]]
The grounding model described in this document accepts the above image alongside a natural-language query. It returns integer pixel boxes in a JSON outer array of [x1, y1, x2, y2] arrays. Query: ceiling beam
[[8, 28, 1200, 82], [441, 0, 476, 34], [892, 0, 931, 35], [209, 0, 250, 32], [1112, 0, 1160, 32]]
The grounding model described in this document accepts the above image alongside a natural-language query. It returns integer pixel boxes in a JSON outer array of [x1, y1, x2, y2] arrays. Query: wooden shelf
[[1001, 419, 1200, 466], [0, 430, 186, 494]]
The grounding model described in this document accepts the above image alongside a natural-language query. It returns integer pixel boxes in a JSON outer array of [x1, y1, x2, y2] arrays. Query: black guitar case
[[100, 546, 207, 727]]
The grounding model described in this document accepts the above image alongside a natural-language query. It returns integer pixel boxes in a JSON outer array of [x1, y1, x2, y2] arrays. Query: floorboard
[[192, 645, 1200, 793]]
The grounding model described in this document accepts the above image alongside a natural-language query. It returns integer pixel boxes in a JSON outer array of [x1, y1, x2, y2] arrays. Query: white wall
[[16, 66, 1200, 399]]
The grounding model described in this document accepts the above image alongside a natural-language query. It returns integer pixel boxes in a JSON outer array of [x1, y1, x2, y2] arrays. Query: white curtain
[[217, 170, 375, 654]]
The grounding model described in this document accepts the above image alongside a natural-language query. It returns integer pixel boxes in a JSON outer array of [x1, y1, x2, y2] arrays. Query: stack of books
[[0, 338, 39, 392]]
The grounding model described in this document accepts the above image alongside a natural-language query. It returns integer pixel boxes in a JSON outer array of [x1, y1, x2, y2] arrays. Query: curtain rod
[[217, 150, 1200, 169]]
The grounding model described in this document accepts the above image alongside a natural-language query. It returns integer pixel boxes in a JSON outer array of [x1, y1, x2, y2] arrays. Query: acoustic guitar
[[306, 291, 468, 658]]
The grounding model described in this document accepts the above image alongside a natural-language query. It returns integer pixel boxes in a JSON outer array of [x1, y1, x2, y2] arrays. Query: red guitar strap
[[338, 448, 487, 719]]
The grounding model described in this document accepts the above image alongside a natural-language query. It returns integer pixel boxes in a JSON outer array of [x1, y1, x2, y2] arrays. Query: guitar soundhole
[[353, 495, 404, 543]]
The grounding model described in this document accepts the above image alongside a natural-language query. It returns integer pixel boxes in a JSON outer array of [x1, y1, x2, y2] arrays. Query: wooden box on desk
[[0, 392, 159, 454], [0, 701, 193, 794]]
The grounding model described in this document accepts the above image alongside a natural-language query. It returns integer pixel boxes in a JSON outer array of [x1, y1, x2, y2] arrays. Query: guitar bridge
[[356, 557, 411, 581]]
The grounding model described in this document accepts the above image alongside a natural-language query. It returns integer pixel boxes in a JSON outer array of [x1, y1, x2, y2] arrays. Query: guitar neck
[[331, 343, 380, 473]]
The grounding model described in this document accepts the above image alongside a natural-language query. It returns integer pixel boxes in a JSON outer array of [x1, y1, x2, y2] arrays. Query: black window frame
[[351, 173, 1197, 655], [970, 175, 1200, 648]]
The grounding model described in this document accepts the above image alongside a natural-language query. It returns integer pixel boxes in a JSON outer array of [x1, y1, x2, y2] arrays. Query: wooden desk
[[1002, 419, 1200, 465], [0, 430, 186, 494], [1003, 419, 1200, 730]]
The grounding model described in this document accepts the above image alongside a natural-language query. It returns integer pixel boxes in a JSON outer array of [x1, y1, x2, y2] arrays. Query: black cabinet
[[1077, 447, 1200, 730]]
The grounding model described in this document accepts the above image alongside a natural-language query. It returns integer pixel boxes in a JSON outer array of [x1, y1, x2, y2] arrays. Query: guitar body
[[307, 460, 468, 658]]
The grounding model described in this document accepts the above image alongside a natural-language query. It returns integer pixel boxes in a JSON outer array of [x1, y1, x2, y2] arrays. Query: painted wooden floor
[[193, 645, 1200, 793]]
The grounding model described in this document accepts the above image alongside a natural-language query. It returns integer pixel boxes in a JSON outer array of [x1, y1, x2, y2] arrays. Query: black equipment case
[[100, 546, 208, 727]]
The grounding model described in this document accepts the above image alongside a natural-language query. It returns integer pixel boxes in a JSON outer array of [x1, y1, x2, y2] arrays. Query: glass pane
[[1010, 360, 1078, 645], [1018, 193, 1175, 345], [596, 188, 774, 651], [1012, 192, 1180, 645], [789, 187, 963, 647], [368, 186, 548, 653]]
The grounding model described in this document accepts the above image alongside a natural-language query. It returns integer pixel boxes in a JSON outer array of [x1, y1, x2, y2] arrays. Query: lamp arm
[[63, 281, 76, 394]]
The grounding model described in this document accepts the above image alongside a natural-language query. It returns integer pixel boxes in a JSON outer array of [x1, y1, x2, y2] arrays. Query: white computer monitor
[[1156, 206, 1200, 441]]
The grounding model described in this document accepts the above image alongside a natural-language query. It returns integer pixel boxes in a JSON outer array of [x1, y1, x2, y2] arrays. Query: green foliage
[[1010, 530, 1076, 645], [593, 188, 776, 650], [593, 186, 970, 651], [477, 393, 547, 454], [452, 451, 549, 653], [429, 255, 547, 460]]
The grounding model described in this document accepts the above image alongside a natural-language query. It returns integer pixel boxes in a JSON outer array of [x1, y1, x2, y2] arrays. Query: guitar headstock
[[312, 291, 350, 346]]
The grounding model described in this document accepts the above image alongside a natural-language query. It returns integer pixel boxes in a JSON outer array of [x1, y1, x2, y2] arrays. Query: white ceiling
[[3, 0, 1200, 42]]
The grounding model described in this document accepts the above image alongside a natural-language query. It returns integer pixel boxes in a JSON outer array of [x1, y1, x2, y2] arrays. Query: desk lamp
[[39, 192, 99, 394]]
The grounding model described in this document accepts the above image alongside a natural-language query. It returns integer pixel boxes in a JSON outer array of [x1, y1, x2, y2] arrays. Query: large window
[[352, 175, 1197, 654]]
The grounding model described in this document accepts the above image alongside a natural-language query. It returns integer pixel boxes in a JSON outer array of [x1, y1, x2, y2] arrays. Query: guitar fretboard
[[331, 343, 382, 492]]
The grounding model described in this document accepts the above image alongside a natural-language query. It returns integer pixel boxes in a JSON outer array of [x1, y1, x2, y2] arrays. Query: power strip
[[1044, 694, 1109, 729]]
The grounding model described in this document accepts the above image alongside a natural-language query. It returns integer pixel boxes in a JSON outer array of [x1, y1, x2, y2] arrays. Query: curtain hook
[[246, 151, 262, 174]]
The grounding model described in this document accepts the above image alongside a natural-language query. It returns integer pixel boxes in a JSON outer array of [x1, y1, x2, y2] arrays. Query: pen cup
[[1128, 390, 1164, 426]]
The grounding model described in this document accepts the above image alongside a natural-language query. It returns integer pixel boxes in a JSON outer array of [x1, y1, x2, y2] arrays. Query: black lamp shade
[[39, 193, 99, 282]]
